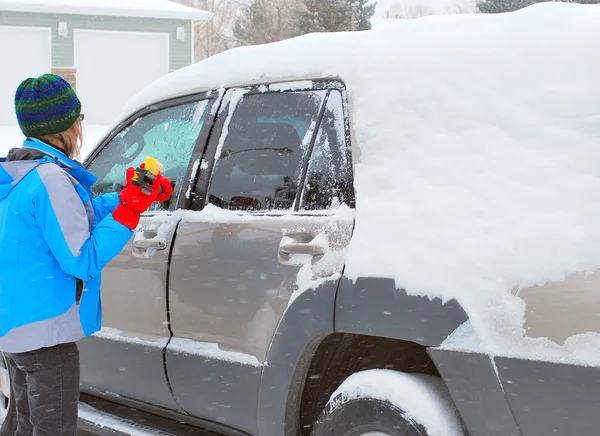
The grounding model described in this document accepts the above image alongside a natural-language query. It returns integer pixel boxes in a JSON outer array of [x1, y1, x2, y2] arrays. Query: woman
[[0, 74, 173, 435]]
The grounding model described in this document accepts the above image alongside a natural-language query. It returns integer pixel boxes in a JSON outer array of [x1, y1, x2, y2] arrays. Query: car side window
[[300, 90, 353, 211], [207, 90, 327, 212], [88, 99, 210, 211]]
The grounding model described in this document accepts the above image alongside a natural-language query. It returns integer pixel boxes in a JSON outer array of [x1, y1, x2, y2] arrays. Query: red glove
[[137, 163, 174, 204], [112, 167, 174, 229], [155, 173, 174, 203]]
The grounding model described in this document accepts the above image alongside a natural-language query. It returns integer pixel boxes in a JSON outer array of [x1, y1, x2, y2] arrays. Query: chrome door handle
[[133, 238, 167, 250], [279, 233, 327, 265], [279, 243, 326, 257]]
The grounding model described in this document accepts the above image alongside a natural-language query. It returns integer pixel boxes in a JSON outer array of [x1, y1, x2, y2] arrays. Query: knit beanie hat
[[14, 74, 82, 138]]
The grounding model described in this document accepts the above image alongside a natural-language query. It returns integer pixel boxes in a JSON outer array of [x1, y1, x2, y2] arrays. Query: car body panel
[[79, 335, 177, 412], [520, 271, 600, 344], [335, 277, 468, 346], [430, 348, 600, 436], [79, 217, 177, 410], [167, 214, 352, 433], [258, 280, 340, 436], [428, 349, 521, 436], [80, 92, 219, 410], [165, 82, 354, 433], [166, 349, 262, 435], [495, 356, 600, 436]]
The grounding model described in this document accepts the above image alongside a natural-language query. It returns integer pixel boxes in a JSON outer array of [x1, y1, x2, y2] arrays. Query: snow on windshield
[[125, 3, 600, 364]]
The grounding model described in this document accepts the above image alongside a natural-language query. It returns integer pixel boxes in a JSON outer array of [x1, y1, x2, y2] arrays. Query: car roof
[[117, 3, 600, 168]]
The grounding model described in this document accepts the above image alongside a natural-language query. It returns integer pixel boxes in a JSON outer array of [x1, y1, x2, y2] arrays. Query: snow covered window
[[88, 99, 211, 211], [208, 90, 327, 212], [300, 90, 353, 211]]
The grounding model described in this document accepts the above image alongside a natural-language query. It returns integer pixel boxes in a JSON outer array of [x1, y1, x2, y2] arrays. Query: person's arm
[[34, 166, 134, 281], [92, 192, 119, 224]]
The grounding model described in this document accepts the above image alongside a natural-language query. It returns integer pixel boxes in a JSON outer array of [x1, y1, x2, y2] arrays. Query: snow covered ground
[[0, 124, 109, 159]]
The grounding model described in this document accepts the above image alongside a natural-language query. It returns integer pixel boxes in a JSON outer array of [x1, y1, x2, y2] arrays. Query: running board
[[78, 395, 217, 436]]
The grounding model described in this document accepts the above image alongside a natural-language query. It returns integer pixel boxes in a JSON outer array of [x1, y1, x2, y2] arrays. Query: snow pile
[[0, 0, 212, 20], [124, 3, 600, 363], [328, 370, 463, 436]]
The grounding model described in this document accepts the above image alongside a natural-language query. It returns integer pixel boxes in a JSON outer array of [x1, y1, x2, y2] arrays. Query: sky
[[375, 0, 397, 16]]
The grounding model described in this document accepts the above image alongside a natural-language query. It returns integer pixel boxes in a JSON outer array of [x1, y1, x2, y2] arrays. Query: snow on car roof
[[0, 0, 212, 21], [128, 3, 600, 364]]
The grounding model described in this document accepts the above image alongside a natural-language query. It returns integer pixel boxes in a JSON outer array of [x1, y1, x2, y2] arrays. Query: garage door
[[75, 30, 169, 125], [0, 27, 51, 126]]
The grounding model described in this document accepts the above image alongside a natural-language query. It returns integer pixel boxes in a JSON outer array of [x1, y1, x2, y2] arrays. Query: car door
[[166, 82, 355, 434], [79, 93, 217, 410]]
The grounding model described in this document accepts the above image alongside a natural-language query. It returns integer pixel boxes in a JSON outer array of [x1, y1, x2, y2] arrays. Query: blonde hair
[[39, 118, 84, 161]]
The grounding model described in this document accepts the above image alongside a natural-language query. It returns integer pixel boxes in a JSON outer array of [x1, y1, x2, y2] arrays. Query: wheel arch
[[335, 277, 468, 346], [258, 275, 469, 436], [257, 279, 339, 436], [295, 333, 442, 436]]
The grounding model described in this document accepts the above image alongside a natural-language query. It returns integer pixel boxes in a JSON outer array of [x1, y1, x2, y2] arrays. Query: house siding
[[0, 12, 193, 70]]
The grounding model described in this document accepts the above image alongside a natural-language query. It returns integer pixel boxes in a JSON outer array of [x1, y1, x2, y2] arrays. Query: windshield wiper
[[220, 147, 294, 159]]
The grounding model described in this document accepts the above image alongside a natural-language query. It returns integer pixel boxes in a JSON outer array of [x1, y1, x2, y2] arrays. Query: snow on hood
[[125, 3, 600, 363]]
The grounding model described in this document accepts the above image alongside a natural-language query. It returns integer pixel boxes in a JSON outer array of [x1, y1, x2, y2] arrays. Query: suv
[[2, 7, 600, 435], [71, 78, 468, 436]]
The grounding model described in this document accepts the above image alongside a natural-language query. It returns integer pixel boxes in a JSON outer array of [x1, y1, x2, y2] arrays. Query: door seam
[[162, 219, 187, 413], [333, 218, 356, 331]]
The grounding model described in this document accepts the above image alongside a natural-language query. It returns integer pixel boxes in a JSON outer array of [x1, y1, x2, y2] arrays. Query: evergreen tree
[[297, 0, 376, 34], [352, 0, 377, 31], [234, 0, 302, 46]]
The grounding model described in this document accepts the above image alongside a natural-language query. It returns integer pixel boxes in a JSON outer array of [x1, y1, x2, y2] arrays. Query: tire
[[311, 397, 427, 436], [0, 353, 16, 436], [311, 370, 463, 436]]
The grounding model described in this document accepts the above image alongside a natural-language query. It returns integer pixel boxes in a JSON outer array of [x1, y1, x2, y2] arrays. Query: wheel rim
[[0, 353, 10, 423]]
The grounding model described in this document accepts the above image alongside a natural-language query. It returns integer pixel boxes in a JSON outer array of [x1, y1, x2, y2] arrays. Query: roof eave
[[0, 5, 213, 21]]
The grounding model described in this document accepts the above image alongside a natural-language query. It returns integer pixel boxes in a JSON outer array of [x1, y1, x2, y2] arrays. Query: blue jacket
[[0, 139, 133, 353]]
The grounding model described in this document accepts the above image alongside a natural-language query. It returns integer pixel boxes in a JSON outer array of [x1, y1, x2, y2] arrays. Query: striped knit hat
[[15, 74, 82, 138]]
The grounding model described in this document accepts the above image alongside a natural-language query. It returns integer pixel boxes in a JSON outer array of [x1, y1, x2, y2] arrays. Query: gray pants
[[5, 343, 79, 436]]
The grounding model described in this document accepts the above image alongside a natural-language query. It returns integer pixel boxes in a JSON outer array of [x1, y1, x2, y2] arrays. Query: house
[[0, 0, 211, 126]]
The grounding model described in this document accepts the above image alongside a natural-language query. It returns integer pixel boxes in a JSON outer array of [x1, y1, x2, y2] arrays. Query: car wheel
[[0, 353, 16, 436], [311, 370, 463, 436], [311, 397, 427, 436]]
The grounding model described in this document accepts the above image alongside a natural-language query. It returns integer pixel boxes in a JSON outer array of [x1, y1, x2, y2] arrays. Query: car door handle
[[279, 243, 326, 257], [132, 238, 167, 250], [279, 233, 327, 265]]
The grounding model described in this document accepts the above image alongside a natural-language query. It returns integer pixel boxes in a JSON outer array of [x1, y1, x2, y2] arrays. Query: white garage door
[[0, 27, 51, 126], [75, 30, 169, 125]]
